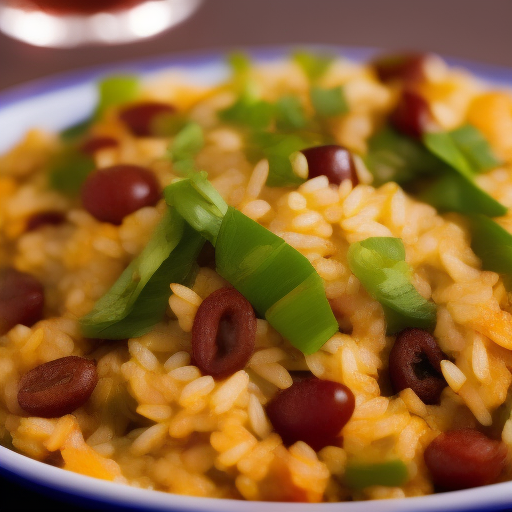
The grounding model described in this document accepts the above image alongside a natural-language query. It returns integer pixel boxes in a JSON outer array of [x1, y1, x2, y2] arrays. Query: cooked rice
[[1, 52, 512, 503]]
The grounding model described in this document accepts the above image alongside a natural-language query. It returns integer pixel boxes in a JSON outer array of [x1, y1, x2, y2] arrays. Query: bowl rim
[[1, 44, 512, 512]]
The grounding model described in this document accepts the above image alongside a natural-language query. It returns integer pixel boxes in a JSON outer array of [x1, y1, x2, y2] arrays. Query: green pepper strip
[[345, 460, 409, 489], [423, 124, 501, 176], [80, 208, 204, 339], [347, 237, 436, 334], [468, 214, 512, 275], [419, 172, 507, 217], [165, 175, 338, 354]]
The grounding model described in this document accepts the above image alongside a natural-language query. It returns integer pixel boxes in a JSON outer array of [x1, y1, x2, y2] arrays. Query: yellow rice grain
[[248, 393, 272, 439], [164, 351, 191, 372], [168, 365, 201, 382], [211, 370, 249, 415], [246, 159, 269, 200], [241, 199, 272, 220], [45, 415, 76, 451], [179, 376, 216, 407], [136, 405, 173, 422], [249, 347, 287, 366], [458, 382, 492, 426], [129, 340, 160, 372], [130, 423, 169, 456]]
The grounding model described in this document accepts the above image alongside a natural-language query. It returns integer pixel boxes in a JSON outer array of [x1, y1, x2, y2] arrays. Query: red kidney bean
[[301, 145, 358, 186], [79, 136, 119, 155], [119, 101, 176, 137], [81, 164, 161, 225], [0, 268, 44, 335], [18, 356, 98, 418], [371, 52, 438, 84], [388, 328, 447, 405], [26, 211, 66, 232], [191, 287, 256, 379], [266, 377, 355, 451], [389, 89, 437, 139], [424, 428, 508, 490]]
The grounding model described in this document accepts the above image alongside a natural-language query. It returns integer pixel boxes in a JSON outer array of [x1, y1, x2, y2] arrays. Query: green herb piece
[[80, 208, 204, 339], [164, 173, 228, 245], [347, 237, 437, 334], [310, 86, 349, 118], [216, 207, 338, 354], [48, 149, 96, 195], [364, 126, 446, 186], [422, 124, 500, 177], [275, 95, 308, 131], [60, 75, 140, 141], [219, 83, 274, 131], [345, 460, 409, 489], [95, 75, 140, 117], [468, 214, 512, 275], [164, 174, 338, 354], [419, 172, 507, 217], [227, 51, 252, 76], [215, 207, 312, 314], [167, 122, 204, 175], [293, 51, 336, 82], [60, 119, 94, 142], [251, 132, 310, 187]]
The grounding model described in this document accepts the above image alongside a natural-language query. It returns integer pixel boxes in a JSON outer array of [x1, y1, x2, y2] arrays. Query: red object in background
[[15, 0, 149, 15]]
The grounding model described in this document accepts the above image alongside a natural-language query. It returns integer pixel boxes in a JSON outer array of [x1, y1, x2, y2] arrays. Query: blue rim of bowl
[[1, 45, 512, 512], [1, 44, 511, 113]]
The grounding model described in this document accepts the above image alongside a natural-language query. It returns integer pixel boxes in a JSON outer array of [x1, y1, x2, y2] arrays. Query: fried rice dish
[[1, 50, 512, 502]]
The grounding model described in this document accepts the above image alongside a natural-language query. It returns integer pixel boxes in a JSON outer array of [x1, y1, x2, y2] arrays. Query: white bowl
[[1, 46, 512, 512]]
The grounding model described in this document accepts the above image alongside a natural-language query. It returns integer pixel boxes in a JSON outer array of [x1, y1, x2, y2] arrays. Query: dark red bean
[[18, 356, 98, 418], [0, 268, 44, 335], [26, 211, 66, 232], [79, 136, 118, 155], [192, 287, 256, 379], [119, 101, 176, 137], [266, 378, 355, 451], [389, 89, 437, 139], [301, 145, 358, 186], [81, 164, 161, 225], [424, 428, 508, 490], [388, 328, 447, 405], [371, 52, 439, 84]]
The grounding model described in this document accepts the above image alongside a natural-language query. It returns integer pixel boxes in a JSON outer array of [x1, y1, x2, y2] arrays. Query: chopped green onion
[[227, 51, 252, 76], [164, 175, 338, 354], [310, 86, 349, 118], [48, 149, 96, 195], [167, 122, 204, 175], [215, 207, 312, 314], [164, 172, 228, 245], [219, 83, 274, 131], [293, 51, 336, 82], [95, 75, 140, 117], [423, 131, 477, 180], [345, 460, 409, 489], [275, 95, 308, 130], [80, 208, 204, 339], [347, 237, 437, 334], [468, 214, 512, 275], [419, 171, 507, 217], [423, 124, 500, 176], [60, 119, 94, 142], [216, 207, 338, 353], [364, 126, 446, 186], [60, 75, 140, 140]]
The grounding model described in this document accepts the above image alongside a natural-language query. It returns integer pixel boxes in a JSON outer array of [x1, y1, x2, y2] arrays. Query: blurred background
[[0, 0, 511, 92], [0, 0, 511, 509]]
